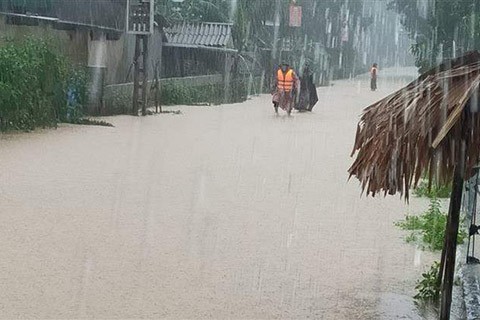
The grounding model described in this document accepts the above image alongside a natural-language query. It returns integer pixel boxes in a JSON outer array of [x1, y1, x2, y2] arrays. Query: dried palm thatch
[[349, 51, 480, 199]]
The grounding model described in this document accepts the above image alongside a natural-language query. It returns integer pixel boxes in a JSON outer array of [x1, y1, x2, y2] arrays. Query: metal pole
[[466, 172, 478, 261], [472, 174, 479, 258]]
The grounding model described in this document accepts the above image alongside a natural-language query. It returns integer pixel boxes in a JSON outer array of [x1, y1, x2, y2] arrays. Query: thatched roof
[[349, 51, 480, 199]]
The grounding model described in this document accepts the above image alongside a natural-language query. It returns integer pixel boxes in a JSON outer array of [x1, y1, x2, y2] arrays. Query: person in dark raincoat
[[295, 65, 319, 112]]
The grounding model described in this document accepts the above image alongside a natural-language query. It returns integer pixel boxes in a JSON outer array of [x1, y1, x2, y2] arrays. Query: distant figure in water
[[295, 65, 319, 112], [370, 63, 378, 91]]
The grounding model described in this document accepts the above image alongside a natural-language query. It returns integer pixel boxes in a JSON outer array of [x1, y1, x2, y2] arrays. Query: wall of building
[[102, 30, 164, 85]]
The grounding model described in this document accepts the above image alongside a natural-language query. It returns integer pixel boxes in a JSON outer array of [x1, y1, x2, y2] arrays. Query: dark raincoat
[[296, 68, 318, 111]]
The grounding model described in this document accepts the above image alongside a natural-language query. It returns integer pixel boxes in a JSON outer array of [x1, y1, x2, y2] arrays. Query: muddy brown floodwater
[[1, 68, 441, 319]]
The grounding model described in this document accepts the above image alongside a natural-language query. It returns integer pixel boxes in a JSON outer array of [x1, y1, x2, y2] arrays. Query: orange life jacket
[[277, 69, 294, 92]]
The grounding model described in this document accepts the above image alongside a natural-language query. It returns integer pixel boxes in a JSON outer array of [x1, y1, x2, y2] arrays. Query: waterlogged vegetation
[[396, 199, 444, 302], [414, 262, 441, 301], [407, 179, 452, 301], [395, 198, 466, 251], [0, 37, 66, 131], [396, 197, 467, 302], [0, 37, 109, 132]]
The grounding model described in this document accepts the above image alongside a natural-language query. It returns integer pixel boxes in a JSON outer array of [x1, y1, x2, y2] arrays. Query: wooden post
[[223, 52, 232, 103], [437, 226, 448, 290], [440, 164, 464, 320], [153, 62, 160, 113], [155, 73, 160, 113]]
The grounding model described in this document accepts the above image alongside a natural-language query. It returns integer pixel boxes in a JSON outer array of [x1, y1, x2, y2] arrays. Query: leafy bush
[[0, 37, 89, 131], [414, 261, 440, 301], [0, 37, 63, 130], [103, 85, 131, 115], [395, 198, 467, 251]]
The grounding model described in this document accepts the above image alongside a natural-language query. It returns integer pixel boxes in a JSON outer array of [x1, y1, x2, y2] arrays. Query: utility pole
[[127, 0, 154, 116], [132, 35, 149, 115]]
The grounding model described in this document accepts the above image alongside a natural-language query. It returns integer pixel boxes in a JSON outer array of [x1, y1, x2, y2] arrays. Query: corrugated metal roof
[[164, 21, 233, 48]]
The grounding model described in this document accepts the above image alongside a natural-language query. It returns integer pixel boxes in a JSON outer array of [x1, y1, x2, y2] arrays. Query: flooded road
[[0, 69, 438, 319]]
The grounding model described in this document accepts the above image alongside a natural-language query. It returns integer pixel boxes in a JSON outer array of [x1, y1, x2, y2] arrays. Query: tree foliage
[[390, 0, 480, 72], [158, 0, 368, 80], [158, 0, 230, 23], [232, 0, 366, 75], [0, 37, 88, 131]]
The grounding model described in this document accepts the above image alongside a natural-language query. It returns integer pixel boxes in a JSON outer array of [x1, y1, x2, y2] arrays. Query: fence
[[104, 74, 224, 114]]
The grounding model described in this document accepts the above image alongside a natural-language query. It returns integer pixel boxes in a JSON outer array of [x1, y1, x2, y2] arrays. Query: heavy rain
[[0, 0, 479, 319]]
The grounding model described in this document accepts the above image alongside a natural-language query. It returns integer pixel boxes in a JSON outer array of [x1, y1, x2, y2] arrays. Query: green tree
[[232, 0, 277, 52], [390, 0, 480, 72], [158, 0, 230, 22]]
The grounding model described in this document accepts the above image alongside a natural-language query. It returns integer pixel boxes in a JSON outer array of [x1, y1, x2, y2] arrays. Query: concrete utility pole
[[127, 0, 154, 116], [132, 35, 149, 116]]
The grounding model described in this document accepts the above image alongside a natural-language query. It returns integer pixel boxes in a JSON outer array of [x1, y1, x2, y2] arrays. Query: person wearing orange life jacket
[[370, 63, 378, 91], [272, 62, 299, 115]]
